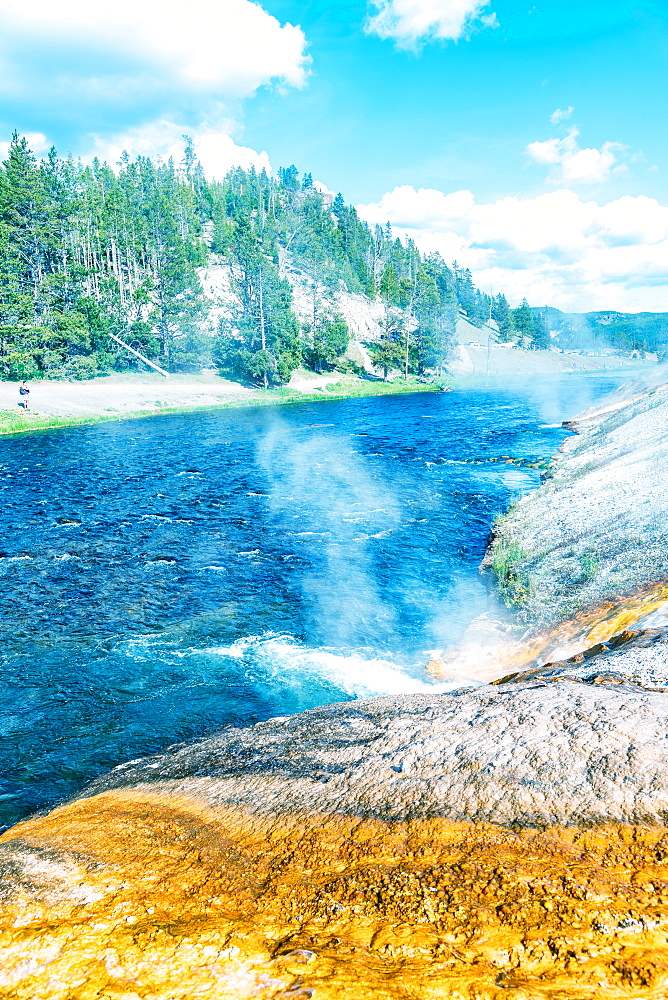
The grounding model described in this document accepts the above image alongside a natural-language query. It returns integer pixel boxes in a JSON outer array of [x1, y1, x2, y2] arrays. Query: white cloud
[[365, 0, 495, 47], [0, 131, 49, 161], [0, 0, 308, 97], [364, 185, 474, 228], [526, 128, 628, 185], [550, 106, 574, 125], [195, 132, 271, 178], [0, 1, 306, 186], [313, 180, 335, 198], [86, 120, 271, 177], [357, 184, 668, 311]]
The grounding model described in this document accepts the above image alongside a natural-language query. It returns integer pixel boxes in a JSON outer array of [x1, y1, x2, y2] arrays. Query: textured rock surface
[[496, 627, 668, 691], [77, 681, 668, 828], [4, 797, 668, 1000], [4, 674, 668, 998], [487, 377, 668, 636]]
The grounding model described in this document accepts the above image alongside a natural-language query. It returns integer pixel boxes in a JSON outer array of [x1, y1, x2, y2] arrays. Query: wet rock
[[486, 375, 668, 637], [495, 627, 668, 690]]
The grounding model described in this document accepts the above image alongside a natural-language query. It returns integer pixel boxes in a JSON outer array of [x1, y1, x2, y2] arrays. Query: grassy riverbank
[[0, 374, 444, 437]]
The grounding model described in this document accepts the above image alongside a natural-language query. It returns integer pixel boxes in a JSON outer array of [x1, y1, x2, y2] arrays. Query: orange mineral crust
[[2, 791, 668, 999], [428, 580, 668, 682]]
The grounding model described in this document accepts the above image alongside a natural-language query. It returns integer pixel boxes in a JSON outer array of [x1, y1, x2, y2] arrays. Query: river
[[0, 374, 629, 828]]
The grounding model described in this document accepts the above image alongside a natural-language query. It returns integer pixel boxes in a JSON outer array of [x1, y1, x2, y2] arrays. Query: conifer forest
[[0, 132, 542, 384]]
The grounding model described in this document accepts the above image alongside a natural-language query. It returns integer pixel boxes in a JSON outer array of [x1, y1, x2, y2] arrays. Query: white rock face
[[197, 262, 241, 332], [278, 249, 387, 345], [82, 674, 668, 827], [277, 249, 394, 373], [199, 252, 396, 374], [489, 377, 668, 627]]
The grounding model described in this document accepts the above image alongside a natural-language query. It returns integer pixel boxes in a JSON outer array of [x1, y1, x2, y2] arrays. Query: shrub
[[334, 357, 365, 376], [491, 538, 532, 606], [63, 356, 98, 380], [580, 553, 600, 580], [7, 351, 40, 380]]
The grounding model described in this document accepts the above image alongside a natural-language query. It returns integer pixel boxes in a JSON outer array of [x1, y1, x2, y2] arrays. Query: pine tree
[[368, 337, 404, 380], [512, 298, 535, 347], [530, 309, 551, 350], [492, 293, 514, 342], [303, 316, 349, 372], [454, 266, 478, 321]]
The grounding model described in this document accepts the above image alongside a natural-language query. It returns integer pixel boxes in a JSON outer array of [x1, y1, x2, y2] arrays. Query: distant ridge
[[535, 306, 668, 356]]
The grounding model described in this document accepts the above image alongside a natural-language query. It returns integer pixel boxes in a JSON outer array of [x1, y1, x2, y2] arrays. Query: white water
[[210, 634, 482, 698]]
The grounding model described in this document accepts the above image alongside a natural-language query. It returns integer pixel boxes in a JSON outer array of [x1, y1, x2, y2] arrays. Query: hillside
[[1, 131, 662, 387], [0, 134, 465, 385], [447, 313, 652, 377], [536, 306, 668, 356]]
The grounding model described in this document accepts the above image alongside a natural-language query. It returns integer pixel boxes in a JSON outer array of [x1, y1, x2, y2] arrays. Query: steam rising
[[257, 417, 401, 648], [255, 411, 507, 669]]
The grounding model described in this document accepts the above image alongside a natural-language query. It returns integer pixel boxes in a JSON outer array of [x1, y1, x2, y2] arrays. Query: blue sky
[[1, 0, 667, 311], [248, 0, 667, 204]]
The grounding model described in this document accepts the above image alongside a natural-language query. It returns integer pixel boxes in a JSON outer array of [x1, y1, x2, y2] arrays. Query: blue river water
[[0, 374, 628, 829]]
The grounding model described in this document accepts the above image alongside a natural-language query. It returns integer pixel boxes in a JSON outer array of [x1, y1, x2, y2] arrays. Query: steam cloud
[[256, 416, 401, 648]]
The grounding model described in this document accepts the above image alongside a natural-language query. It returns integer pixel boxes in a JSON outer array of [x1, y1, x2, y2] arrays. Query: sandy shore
[[0, 369, 421, 434], [0, 369, 355, 420], [0, 372, 257, 419]]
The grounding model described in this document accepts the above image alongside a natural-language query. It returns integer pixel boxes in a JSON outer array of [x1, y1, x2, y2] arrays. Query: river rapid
[[0, 375, 629, 829]]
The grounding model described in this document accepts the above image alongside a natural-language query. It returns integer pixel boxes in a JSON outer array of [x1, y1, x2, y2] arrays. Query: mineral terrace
[[487, 370, 668, 647]]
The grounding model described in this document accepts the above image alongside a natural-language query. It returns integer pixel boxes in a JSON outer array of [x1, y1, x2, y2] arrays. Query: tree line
[[490, 295, 550, 349], [0, 132, 546, 384]]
